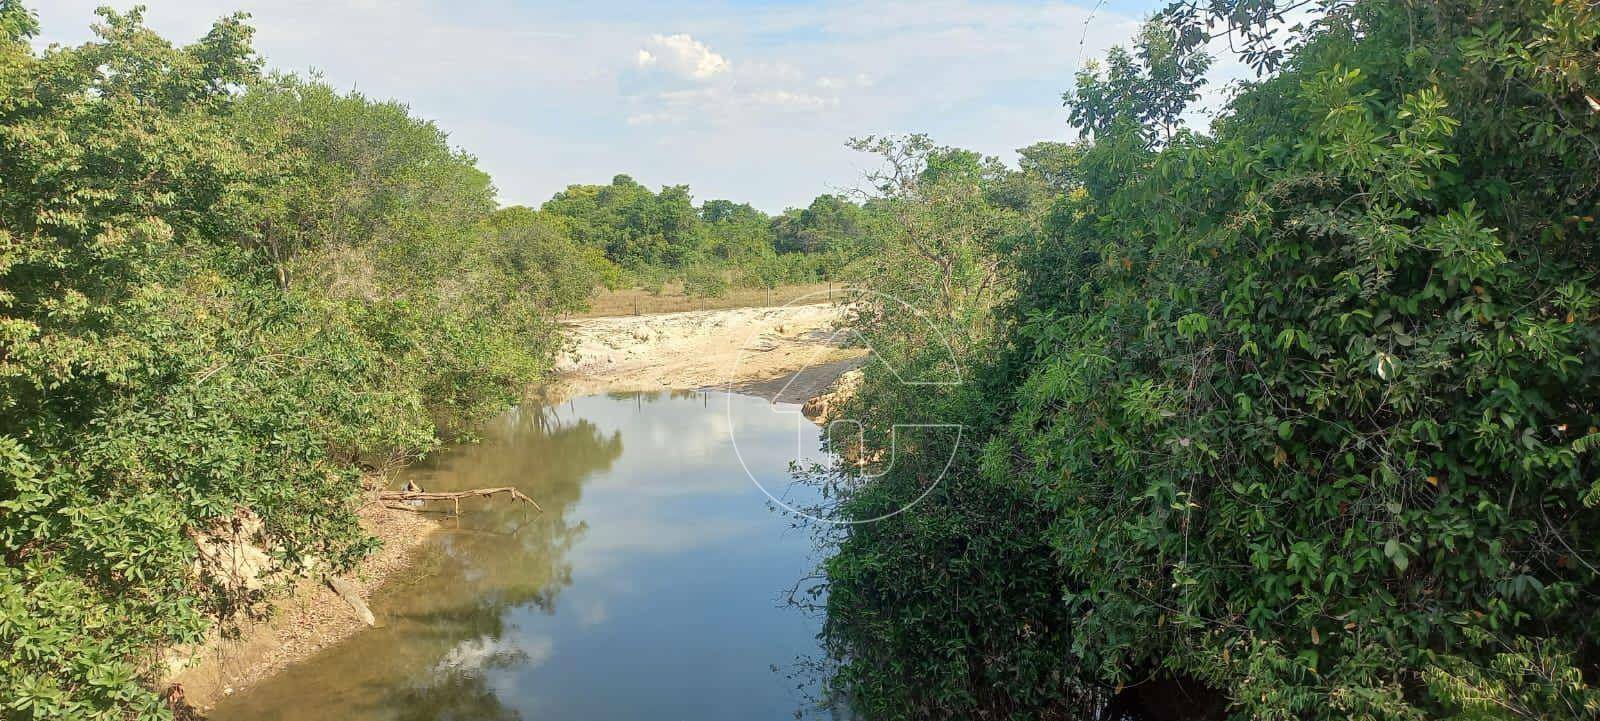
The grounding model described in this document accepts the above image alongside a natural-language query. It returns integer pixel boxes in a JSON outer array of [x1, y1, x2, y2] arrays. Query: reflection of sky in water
[[508, 392, 828, 719], [214, 391, 839, 721]]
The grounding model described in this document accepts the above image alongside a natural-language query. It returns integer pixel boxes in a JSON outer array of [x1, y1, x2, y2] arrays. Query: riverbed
[[211, 391, 840, 720]]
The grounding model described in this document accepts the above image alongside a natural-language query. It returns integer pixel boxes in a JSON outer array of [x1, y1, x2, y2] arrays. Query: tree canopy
[[0, 8, 594, 717], [821, 1, 1600, 719]]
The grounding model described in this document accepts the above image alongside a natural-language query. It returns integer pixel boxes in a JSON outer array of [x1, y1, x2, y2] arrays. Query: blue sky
[[33, 0, 1213, 213]]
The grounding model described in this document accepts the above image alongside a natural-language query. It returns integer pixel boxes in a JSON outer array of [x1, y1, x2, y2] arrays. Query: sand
[[550, 303, 866, 403]]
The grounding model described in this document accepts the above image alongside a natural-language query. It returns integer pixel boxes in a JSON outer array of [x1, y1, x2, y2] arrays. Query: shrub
[[0, 7, 588, 717], [823, 1, 1600, 719]]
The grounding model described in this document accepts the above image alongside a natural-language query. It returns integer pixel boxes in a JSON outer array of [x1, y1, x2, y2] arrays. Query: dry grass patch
[[572, 281, 843, 318]]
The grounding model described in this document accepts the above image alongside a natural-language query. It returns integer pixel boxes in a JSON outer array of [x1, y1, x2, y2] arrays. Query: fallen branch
[[378, 486, 544, 514]]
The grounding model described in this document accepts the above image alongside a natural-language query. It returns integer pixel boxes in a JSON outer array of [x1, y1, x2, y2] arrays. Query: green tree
[[541, 174, 706, 270], [986, 140, 1088, 213], [0, 9, 592, 718], [701, 198, 776, 264], [822, 3, 1600, 720], [842, 135, 1018, 347], [771, 193, 866, 257]]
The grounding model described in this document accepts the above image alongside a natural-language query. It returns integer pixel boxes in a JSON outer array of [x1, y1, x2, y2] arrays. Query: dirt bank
[[551, 303, 866, 402], [163, 498, 438, 712]]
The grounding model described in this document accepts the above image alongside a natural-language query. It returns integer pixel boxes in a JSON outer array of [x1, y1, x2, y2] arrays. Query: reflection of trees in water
[[381, 403, 625, 714], [219, 402, 626, 721], [391, 670, 522, 721], [601, 389, 709, 405], [783, 455, 861, 720]]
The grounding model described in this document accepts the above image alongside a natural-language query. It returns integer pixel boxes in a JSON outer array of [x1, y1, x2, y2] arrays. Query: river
[[212, 390, 843, 720]]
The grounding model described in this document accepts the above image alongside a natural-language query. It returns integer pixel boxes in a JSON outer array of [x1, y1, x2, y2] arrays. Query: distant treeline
[[537, 175, 876, 297], [531, 139, 1085, 299]]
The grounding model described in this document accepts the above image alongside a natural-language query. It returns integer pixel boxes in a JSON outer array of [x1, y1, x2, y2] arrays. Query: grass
[[571, 281, 843, 318]]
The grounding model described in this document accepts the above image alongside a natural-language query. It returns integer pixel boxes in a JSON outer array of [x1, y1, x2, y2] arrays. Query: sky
[[31, 0, 1228, 213]]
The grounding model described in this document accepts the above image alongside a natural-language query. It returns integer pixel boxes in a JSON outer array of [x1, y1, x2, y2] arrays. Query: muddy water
[[213, 391, 841, 720]]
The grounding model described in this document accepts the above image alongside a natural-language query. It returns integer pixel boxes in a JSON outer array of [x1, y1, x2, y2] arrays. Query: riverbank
[[164, 303, 864, 715], [551, 303, 866, 402], [162, 497, 439, 712]]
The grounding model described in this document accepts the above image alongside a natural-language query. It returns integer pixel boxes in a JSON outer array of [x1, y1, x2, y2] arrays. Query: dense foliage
[[822, 0, 1600, 719], [0, 6, 595, 718]]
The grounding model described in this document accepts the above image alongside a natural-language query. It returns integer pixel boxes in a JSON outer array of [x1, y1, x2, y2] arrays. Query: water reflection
[[215, 392, 834, 721]]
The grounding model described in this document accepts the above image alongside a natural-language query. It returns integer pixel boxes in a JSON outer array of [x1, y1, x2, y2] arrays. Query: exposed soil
[[163, 499, 438, 712], [550, 303, 866, 402]]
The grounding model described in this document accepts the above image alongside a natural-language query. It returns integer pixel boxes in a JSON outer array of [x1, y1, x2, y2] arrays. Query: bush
[[681, 261, 730, 299], [0, 7, 590, 717], [822, 1, 1600, 719]]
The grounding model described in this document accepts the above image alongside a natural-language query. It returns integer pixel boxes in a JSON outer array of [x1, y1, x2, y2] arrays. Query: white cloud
[[622, 32, 842, 127], [636, 33, 729, 80], [750, 90, 835, 111]]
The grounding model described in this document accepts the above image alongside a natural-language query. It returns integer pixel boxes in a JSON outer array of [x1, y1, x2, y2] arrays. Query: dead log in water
[[377, 486, 543, 515]]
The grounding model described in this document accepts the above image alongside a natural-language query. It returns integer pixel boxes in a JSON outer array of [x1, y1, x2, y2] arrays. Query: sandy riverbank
[[551, 303, 866, 403]]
